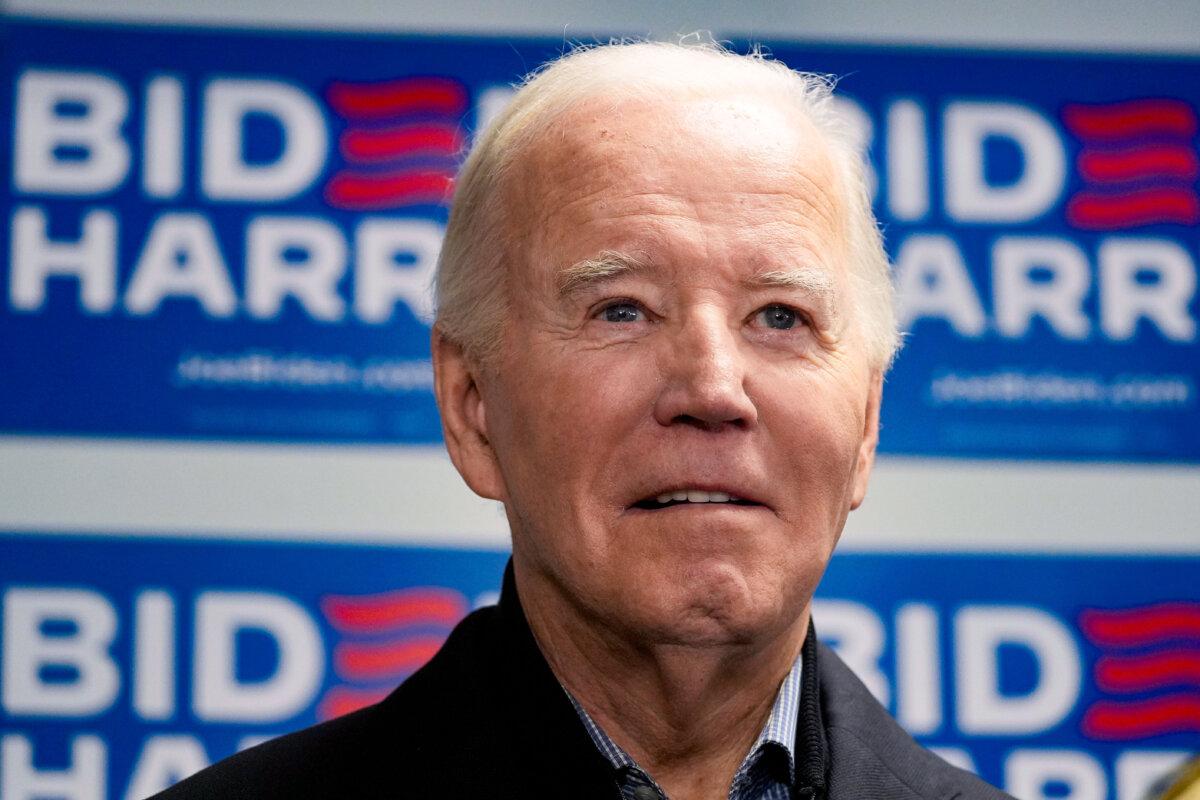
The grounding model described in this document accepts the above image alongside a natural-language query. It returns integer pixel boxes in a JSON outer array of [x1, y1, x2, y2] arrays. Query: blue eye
[[758, 304, 798, 330], [602, 302, 643, 323]]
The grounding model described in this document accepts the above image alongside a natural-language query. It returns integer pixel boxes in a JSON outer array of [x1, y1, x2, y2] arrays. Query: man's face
[[442, 94, 881, 647]]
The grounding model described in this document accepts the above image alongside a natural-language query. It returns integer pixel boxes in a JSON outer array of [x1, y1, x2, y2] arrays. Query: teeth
[[654, 490, 738, 504]]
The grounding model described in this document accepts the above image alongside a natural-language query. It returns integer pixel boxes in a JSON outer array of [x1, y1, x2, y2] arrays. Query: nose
[[652, 307, 758, 431]]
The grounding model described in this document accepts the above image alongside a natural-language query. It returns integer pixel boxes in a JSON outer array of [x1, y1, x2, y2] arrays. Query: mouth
[[630, 488, 765, 511]]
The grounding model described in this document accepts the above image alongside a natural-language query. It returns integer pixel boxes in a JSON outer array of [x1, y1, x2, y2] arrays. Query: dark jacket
[[154, 566, 1013, 799]]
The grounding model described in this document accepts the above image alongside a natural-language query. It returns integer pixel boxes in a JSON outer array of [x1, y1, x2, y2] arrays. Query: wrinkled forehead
[[501, 92, 848, 274], [521, 92, 830, 168]]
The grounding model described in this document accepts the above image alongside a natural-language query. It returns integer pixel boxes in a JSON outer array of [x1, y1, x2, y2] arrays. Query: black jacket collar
[[157, 559, 1011, 799]]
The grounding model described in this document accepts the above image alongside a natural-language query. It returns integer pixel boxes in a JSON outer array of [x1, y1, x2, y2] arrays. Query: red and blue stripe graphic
[[317, 586, 469, 719], [322, 76, 467, 210], [1078, 602, 1200, 740], [1062, 98, 1200, 229]]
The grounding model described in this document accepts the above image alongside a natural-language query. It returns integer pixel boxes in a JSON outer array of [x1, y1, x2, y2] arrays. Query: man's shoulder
[[147, 700, 389, 799], [817, 641, 1014, 800], [150, 606, 505, 799], [150, 602, 613, 800]]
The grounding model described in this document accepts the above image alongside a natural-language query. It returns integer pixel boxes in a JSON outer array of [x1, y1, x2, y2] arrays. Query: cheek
[[490, 343, 655, 495], [532, 342, 656, 423], [757, 369, 868, 490]]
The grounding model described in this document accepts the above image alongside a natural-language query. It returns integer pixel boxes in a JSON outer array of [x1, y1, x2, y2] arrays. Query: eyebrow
[[746, 267, 841, 322], [746, 266, 836, 295], [556, 250, 649, 297]]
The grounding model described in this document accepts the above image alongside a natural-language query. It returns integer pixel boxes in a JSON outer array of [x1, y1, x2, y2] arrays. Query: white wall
[[7, 0, 1200, 54]]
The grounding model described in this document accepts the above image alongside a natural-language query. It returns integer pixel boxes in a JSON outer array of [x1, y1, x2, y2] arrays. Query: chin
[[633, 603, 776, 648], [631, 565, 786, 647]]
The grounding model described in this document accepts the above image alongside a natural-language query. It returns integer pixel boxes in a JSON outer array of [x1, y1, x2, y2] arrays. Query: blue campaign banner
[[1, 533, 1197, 798], [759, 43, 1200, 464], [2, 19, 1198, 459]]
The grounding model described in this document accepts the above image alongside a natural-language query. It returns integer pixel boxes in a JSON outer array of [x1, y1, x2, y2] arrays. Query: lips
[[629, 486, 767, 511]]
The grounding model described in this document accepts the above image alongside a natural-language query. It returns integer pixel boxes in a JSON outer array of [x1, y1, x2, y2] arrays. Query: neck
[[514, 561, 808, 800]]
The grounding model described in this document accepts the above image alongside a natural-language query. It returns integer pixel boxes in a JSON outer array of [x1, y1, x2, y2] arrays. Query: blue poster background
[[2, 19, 1197, 460], [2, 17, 1198, 800], [1, 534, 1197, 797]]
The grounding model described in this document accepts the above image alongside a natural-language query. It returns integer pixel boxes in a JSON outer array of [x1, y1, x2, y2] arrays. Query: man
[[157, 41, 1012, 799]]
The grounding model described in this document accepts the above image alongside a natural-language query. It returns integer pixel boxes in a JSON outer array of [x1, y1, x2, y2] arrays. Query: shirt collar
[[748, 649, 804, 780], [565, 648, 804, 788]]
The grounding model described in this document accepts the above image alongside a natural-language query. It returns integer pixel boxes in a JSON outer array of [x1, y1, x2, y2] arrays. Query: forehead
[[504, 93, 847, 279]]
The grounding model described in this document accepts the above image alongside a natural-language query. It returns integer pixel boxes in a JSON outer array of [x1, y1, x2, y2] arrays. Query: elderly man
[[157, 42, 1012, 800]]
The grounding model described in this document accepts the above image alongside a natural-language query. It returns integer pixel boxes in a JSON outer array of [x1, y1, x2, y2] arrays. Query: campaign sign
[[0, 20, 558, 445], [2, 20, 1198, 460], [1, 533, 1197, 799], [761, 43, 1200, 463]]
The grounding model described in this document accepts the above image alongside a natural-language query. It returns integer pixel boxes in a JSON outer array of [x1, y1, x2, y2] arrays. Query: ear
[[850, 370, 883, 510], [431, 327, 508, 502]]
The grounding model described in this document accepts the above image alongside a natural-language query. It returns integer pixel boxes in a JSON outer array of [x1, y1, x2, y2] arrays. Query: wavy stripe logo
[[1079, 602, 1200, 740], [322, 76, 467, 211], [316, 586, 469, 720], [1063, 99, 1200, 229]]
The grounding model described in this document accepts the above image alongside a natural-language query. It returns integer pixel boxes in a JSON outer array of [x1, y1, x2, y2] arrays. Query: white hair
[[435, 39, 900, 371]]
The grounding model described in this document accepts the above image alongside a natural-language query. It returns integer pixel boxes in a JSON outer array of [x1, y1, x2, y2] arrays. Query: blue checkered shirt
[[566, 653, 803, 800]]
